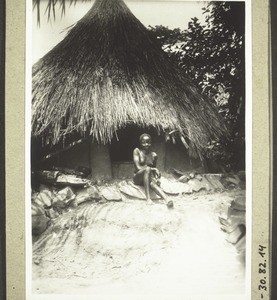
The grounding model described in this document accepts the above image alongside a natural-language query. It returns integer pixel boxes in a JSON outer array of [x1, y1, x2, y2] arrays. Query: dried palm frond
[[33, 0, 92, 24]]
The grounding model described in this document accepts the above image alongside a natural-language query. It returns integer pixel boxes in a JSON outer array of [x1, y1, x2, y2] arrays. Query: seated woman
[[133, 133, 173, 208]]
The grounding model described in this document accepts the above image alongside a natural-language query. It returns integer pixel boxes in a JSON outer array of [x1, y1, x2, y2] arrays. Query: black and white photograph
[[28, 0, 250, 298]]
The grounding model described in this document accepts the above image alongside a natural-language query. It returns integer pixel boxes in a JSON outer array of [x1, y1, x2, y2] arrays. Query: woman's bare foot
[[166, 200, 174, 209], [146, 199, 154, 205]]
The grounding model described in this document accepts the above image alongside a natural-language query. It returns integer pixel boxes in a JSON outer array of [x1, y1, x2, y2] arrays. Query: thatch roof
[[32, 0, 226, 152]]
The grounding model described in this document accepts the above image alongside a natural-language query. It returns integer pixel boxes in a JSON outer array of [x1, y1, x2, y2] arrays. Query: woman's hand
[[151, 167, 161, 178]]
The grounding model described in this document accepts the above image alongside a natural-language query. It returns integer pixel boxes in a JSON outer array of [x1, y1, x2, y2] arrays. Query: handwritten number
[[259, 268, 266, 274], [258, 245, 267, 296], [259, 245, 266, 251]]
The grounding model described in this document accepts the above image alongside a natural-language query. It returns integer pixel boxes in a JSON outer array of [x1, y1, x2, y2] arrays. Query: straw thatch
[[32, 0, 226, 152]]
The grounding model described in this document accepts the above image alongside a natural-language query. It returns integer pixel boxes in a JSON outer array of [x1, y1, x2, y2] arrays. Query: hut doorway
[[109, 125, 151, 178], [109, 125, 145, 163]]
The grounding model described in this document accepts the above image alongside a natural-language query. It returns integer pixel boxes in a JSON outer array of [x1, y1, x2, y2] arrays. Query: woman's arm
[[151, 152, 161, 178], [133, 148, 145, 172], [152, 152, 158, 167]]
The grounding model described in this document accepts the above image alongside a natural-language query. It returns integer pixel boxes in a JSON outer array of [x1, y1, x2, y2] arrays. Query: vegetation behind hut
[[149, 1, 245, 170]]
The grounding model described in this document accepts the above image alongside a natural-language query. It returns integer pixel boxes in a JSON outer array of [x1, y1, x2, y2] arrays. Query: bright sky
[[32, 1, 208, 64]]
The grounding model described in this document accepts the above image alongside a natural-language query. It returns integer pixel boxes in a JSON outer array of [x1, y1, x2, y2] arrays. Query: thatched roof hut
[[32, 0, 226, 155]]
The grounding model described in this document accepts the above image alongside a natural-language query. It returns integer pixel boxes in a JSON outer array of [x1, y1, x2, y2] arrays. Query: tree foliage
[[149, 2, 245, 171]]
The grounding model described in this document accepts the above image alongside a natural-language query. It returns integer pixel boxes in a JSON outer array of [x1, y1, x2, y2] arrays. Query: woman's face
[[140, 135, 151, 151]]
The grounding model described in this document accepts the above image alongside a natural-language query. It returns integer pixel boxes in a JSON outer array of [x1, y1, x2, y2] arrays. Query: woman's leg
[[150, 181, 174, 208], [143, 167, 152, 202], [133, 167, 153, 202]]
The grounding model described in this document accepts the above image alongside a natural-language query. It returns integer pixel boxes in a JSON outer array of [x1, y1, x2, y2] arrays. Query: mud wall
[[90, 143, 112, 180], [165, 142, 202, 173], [36, 139, 90, 171], [36, 139, 112, 180], [150, 134, 166, 172]]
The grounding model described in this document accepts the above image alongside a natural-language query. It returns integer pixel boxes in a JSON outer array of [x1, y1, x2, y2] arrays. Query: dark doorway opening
[[109, 125, 153, 162]]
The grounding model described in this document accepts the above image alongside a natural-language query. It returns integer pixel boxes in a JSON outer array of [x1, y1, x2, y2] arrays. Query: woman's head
[[139, 133, 151, 150]]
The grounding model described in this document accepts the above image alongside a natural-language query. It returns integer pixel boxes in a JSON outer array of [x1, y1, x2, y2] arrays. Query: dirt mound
[[33, 200, 184, 282], [33, 191, 245, 295]]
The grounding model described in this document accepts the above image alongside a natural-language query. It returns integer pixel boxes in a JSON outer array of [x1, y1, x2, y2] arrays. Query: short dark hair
[[139, 133, 151, 143]]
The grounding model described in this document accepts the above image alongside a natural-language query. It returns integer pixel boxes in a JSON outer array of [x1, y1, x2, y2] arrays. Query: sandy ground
[[32, 189, 246, 297]]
